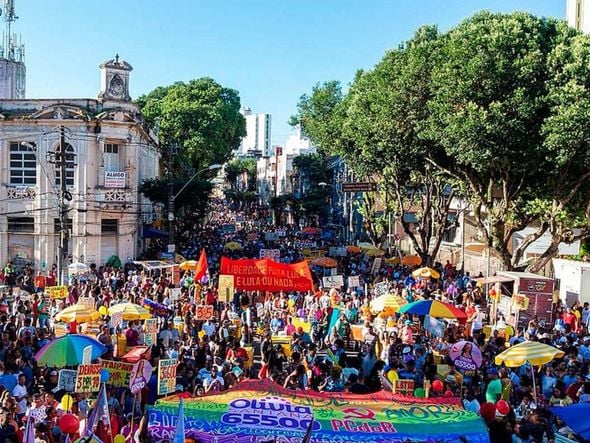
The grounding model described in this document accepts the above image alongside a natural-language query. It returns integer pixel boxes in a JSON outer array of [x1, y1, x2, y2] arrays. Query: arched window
[[55, 143, 75, 187]]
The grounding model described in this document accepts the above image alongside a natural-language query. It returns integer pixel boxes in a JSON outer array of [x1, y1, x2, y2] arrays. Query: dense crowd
[[0, 200, 586, 443]]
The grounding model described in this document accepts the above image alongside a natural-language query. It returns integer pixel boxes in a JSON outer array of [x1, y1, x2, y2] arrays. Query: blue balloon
[[100, 368, 110, 383]]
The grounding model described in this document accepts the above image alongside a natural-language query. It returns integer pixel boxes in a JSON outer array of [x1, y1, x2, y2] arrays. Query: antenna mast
[[0, 0, 24, 61]]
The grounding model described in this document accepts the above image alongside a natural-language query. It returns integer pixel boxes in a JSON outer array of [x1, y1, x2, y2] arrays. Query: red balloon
[[58, 413, 80, 434], [488, 289, 496, 296], [444, 390, 454, 397], [496, 399, 510, 415], [480, 402, 497, 422], [432, 379, 444, 392]]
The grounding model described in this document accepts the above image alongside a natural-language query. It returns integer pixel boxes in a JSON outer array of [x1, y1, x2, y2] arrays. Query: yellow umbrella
[[312, 257, 338, 268], [55, 305, 100, 323], [494, 340, 564, 367], [179, 260, 198, 271], [108, 303, 151, 321], [224, 241, 242, 251], [365, 248, 385, 257], [370, 293, 407, 314], [412, 267, 440, 279], [358, 242, 375, 251], [402, 255, 422, 266], [385, 257, 401, 264]]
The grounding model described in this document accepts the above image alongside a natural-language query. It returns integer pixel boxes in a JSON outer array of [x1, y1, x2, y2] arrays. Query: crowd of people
[[0, 199, 586, 443]]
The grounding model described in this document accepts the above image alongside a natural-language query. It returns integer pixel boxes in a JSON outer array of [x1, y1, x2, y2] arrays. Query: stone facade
[[0, 58, 160, 270]]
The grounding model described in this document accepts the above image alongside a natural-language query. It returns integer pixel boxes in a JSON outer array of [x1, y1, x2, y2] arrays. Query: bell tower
[[98, 54, 133, 102], [0, 0, 26, 99]]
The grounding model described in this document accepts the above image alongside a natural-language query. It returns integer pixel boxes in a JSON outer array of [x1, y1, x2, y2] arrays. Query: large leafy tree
[[137, 78, 246, 220], [425, 12, 584, 270], [136, 78, 246, 172]]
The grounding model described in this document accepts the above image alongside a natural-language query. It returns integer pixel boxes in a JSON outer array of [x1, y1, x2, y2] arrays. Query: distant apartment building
[[237, 108, 272, 158]]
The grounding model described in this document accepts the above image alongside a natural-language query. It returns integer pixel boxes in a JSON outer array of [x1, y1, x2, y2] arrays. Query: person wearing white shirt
[[203, 366, 224, 393], [202, 319, 216, 338], [13, 374, 28, 418]]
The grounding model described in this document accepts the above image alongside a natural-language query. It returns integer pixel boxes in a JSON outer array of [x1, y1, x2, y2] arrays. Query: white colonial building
[[0, 56, 160, 270]]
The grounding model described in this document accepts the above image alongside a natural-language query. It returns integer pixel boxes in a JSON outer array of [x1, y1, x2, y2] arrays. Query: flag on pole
[[195, 249, 208, 282], [301, 414, 314, 443], [172, 397, 185, 443], [23, 417, 35, 443], [85, 383, 111, 436]]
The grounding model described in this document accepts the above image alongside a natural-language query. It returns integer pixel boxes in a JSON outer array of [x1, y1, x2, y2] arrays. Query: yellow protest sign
[[47, 286, 68, 299], [218, 275, 234, 303]]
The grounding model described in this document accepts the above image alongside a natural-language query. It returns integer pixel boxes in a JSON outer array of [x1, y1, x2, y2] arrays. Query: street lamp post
[[167, 163, 223, 251]]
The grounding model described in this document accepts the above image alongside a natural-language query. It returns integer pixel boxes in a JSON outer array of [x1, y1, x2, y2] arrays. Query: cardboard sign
[[169, 288, 181, 302], [82, 346, 93, 365], [195, 305, 215, 321], [172, 265, 180, 287], [144, 318, 159, 334], [110, 312, 123, 329], [100, 359, 134, 388], [264, 232, 279, 241], [218, 275, 234, 303], [130, 359, 153, 395], [77, 297, 95, 309], [75, 364, 102, 393], [157, 359, 178, 396], [47, 285, 68, 299], [322, 275, 344, 289], [373, 282, 389, 297], [259, 249, 281, 261], [57, 369, 77, 392], [371, 258, 383, 275], [348, 276, 360, 288], [143, 333, 158, 346]]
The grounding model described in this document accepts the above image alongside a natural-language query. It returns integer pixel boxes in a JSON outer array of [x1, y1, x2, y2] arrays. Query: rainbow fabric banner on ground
[[147, 379, 489, 443]]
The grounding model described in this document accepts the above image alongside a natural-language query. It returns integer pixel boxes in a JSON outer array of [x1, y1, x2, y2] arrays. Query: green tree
[[425, 12, 584, 270], [139, 178, 212, 225], [136, 78, 246, 172]]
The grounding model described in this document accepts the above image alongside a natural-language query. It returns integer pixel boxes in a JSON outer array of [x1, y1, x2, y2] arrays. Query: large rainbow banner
[[147, 380, 489, 443]]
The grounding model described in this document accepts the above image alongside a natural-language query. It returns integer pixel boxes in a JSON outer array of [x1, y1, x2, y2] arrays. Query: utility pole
[[57, 126, 69, 285], [167, 143, 175, 252]]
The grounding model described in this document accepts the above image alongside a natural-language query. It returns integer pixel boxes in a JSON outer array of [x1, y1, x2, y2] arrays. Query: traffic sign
[[342, 182, 377, 193]]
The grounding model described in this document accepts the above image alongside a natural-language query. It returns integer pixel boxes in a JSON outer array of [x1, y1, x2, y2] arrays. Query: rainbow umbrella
[[398, 299, 467, 319], [34, 334, 107, 367]]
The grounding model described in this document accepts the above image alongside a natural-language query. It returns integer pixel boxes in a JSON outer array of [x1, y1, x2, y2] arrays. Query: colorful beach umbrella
[[401, 255, 422, 266], [312, 257, 338, 268], [494, 340, 564, 367], [358, 242, 375, 251], [398, 300, 467, 319], [346, 245, 361, 254], [179, 260, 198, 271], [35, 334, 107, 367], [108, 302, 151, 321], [365, 248, 386, 257], [223, 241, 242, 251], [412, 267, 441, 280], [55, 305, 100, 323], [370, 293, 407, 314]]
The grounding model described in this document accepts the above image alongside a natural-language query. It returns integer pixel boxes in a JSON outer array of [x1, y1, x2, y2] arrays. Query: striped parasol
[[398, 299, 466, 319], [494, 340, 564, 367]]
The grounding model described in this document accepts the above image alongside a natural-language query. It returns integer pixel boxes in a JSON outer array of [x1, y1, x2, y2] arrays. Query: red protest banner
[[220, 257, 313, 292]]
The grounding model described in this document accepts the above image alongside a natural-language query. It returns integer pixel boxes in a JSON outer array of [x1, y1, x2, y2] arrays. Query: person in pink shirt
[[284, 317, 296, 336]]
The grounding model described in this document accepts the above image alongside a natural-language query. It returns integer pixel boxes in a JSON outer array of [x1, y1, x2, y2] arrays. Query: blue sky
[[13, 0, 564, 146]]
